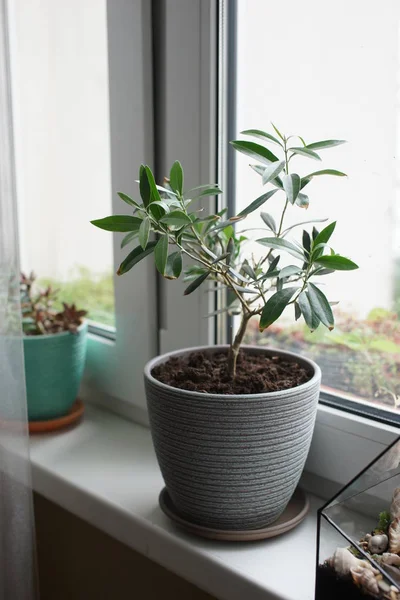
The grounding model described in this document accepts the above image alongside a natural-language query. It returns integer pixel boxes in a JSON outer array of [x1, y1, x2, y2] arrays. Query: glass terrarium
[[316, 436, 400, 599]]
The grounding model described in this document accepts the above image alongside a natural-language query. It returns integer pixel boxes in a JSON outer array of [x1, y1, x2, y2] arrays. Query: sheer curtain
[[0, 0, 37, 597]]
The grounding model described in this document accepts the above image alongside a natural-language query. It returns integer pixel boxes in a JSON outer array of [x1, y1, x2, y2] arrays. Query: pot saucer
[[29, 399, 84, 434], [159, 486, 309, 541]]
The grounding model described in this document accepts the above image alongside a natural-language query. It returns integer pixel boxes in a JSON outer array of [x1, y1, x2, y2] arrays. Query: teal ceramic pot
[[23, 321, 88, 421]]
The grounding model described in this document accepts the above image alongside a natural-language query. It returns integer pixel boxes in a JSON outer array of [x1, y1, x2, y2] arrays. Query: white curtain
[[0, 0, 37, 597]]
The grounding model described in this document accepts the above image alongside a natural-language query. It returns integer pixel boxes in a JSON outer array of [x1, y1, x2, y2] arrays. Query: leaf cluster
[[20, 272, 87, 335], [91, 125, 358, 337]]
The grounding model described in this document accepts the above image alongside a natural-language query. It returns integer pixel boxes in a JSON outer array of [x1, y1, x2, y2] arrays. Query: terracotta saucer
[[29, 399, 84, 434], [159, 486, 309, 541]]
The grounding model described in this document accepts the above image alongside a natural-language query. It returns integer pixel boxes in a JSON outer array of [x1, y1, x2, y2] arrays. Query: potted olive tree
[[92, 124, 358, 531], [20, 272, 88, 421]]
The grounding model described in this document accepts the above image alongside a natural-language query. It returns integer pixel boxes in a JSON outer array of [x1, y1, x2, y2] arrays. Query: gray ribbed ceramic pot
[[144, 345, 321, 531]]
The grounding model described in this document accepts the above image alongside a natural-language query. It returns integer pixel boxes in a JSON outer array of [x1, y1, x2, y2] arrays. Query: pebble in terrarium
[[318, 488, 400, 599]]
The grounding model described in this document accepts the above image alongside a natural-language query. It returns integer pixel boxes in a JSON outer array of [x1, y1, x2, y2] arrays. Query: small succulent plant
[[20, 272, 87, 335]]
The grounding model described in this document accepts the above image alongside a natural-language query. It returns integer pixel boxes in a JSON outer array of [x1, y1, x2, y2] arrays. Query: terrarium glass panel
[[316, 437, 400, 599]]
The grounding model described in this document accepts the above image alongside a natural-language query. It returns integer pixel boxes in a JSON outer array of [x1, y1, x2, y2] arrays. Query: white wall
[[235, 0, 400, 317], [11, 0, 113, 280]]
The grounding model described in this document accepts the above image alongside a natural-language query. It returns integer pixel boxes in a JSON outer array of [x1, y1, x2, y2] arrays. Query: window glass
[[234, 0, 400, 413], [12, 0, 115, 328]]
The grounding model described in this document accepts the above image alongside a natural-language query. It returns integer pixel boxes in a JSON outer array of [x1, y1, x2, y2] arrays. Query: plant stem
[[227, 312, 251, 379]]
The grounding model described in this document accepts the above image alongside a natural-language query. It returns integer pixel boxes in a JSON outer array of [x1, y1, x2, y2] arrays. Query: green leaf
[[237, 189, 278, 217], [117, 192, 141, 209], [306, 140, 346, 150], [301, 169, 347, 189], [289, 147, 321, 161], [282, 174, 301, 204], [295, 192, 309, 209], [312, 227, 319, 241], [91, 215, 142, 232], [314, 255, 359, 271], [241, 129, 283, 147], [250, 164, 284, 188], [313, 221, 336, 248], [257, 237, 304, 261], [160, 210, 192, 227], [117, 242, 157, 275], [282, 218, 328, 236], [170, 161, 184, 195], [185, 184, 222, 198], [165, 251, 183, 279], [156, 184, 177, 197], [267, 255, 280, 273], [230, 140, 279, 165], [139, 217, 150, 249], [261, 212, 277, 233], [121, 231, 139, 249], [154, 235, 169, 275], [278, 265, 302, 279], [144, 166, 162, 204], [184, 271, 209, 295], [307, 283, 334, 330], [241, 263, 257, 279], [139, 165, 151, 207], [271, 122, 285, 142], [262, 161, 286, 185], [298, 291, 320, 331], [289, 146, 321, 160], [294, 302, 301, 321], [259, 287, 298, 331], [302, 230, 311, 253]]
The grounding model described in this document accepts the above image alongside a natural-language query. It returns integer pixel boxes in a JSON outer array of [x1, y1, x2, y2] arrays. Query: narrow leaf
[[117, 242, 157, 275], [262, 160, 285, 185], [298, 291, 320, 331], [184, 271, 209, 295], [261, 212, 277, 233], [91, 215, 142, 232], [301, 169, 347, 189], [165, 251, 182, 279], [259, 287, 298, 331], [117, 192, 141, 209], [307, 283, 334, 330], [315, 255, 359, 271], [241, 263, 257, 279], [302, 230, 311, 253], [156, 184, 178, 197], [170, 161, 184, 195], [278, 265, 302, 279], [230, 140, 279, 165], [257, 237, 304, 261], [250, 164, 283, 188], [289, 147, 322, 161], [139, 165, 151, 207], [237, 189, 278, 217], [154, 235, 169, 275], [282, 218, 328, 236], [185, 184, 222, 198], [306, 140, 346, 150], [121, 231, 138, 249], [313, 221, 336, 248], [160, 210, 192, 227], [144, 166, 162, 204], [267, 255, 280, 273], [294, 302, 301, 321], [271, 122, 285, 142], [241, 129, 283, 147], [282, 174, 301, 204], [139, 217, 150, 249]]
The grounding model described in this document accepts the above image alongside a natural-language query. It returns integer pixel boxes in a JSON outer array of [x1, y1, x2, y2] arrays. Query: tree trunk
[[227, 313, 251, 380]]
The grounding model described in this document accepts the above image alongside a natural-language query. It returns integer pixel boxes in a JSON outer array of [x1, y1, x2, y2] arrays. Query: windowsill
[[29, 404, 322, 600]]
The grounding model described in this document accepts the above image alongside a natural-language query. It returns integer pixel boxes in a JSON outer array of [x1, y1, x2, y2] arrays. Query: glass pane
[[234, 0, 400, 413], [12, 0, 115, 329]]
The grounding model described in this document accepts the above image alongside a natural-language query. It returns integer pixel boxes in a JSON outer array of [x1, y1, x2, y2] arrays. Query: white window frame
[[80, 0, 158, 424]]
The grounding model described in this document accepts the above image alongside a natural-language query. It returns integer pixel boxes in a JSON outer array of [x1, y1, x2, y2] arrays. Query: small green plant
[[91, 124, 358, 378], [20, 272, 87, 335]]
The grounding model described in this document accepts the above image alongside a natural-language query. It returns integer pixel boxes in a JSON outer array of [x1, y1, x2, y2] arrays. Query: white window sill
[[29, 404, 322, 600]]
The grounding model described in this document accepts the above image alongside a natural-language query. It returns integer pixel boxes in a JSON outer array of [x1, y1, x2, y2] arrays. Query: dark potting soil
[[316, 564, 378, 600], [152, 349, 312, 395]]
